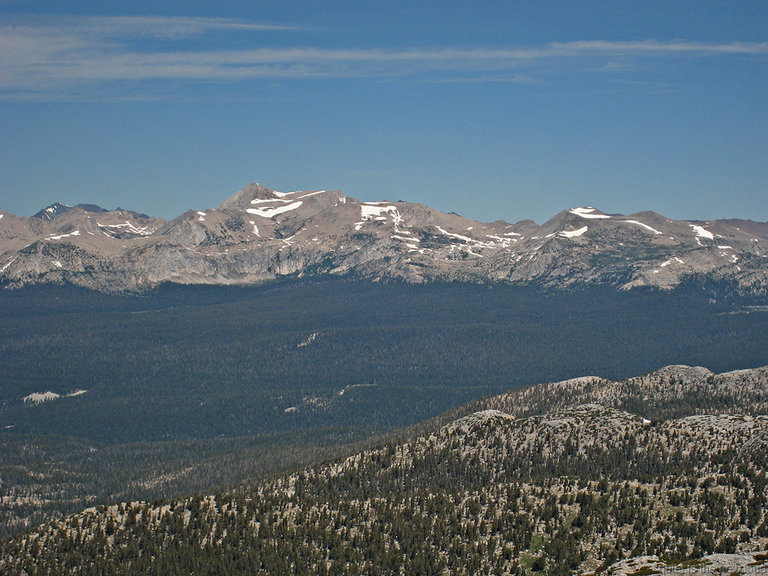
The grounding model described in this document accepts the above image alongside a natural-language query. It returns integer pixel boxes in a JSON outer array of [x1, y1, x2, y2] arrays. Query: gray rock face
[[2, 183, 767, 293]]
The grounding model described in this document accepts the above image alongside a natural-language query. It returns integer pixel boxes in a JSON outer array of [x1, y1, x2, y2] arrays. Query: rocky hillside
[[482, 364, 768, 421], [2, 364, 768, 575], [2, 183, 767, 294]]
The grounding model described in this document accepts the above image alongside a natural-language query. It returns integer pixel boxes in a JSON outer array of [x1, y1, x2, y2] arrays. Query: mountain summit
[[32, 202, 72, 221], [2, 183, 767, 293]]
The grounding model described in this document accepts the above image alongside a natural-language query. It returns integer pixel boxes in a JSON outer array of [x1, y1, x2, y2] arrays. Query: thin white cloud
[[6, 15, 299, 38], [551, 39, 768, 56], [1, 16, 766, 99], [72, 15, 300, 38]]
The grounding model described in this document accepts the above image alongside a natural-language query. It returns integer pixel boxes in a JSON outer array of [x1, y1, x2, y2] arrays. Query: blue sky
[[1, 1, 766, 224]]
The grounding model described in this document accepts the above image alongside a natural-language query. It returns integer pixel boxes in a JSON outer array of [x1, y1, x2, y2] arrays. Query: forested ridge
[[2, 407, 768, 575], [3, 366, 768, 575]]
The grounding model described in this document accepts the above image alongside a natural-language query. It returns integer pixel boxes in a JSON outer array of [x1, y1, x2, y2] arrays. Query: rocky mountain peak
[[217, 182, 282, 210], [32, 202, 72, 221]]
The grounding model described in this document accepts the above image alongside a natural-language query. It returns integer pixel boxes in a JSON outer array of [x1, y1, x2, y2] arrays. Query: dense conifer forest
[[3, 403, 768, 574], [3, 279, 767, 442], [2, 279, 768, 564]]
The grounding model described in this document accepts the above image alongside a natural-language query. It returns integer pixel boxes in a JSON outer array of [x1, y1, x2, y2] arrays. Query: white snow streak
[[97, 221, 151, 236], [246, 201, 303, 218], [435, 226, 473, 243], [1, 256, 18, 272], [296, 190, 327, 199], [559, 226, 589, 238], [622, 220, 662, 235], [569, 207, 610, 219], [250, 197, 294, 205], [45, 230, 81, 241]]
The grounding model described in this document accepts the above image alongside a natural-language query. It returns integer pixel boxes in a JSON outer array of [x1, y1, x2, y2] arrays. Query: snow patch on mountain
[[249, 199, 281, 205], [246, 201, 303, 219], [435, 226, 473, 243], [660, 257, 685, 268], [569, 207, 610, 219], [559, 226, 588, 238], [45, 230, 81, 241], [622, 220, 662, 235], [690, 224, 714, 240], [360, 204, 398, 221], [355, 204, 399, 230], [97, 222, 152, 236]]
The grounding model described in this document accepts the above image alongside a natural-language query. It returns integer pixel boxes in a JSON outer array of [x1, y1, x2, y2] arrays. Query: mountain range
[[2, 182, 767, 293]]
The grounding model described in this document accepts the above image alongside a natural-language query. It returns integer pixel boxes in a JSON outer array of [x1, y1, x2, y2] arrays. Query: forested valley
[[1, 278, 768, 544]]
